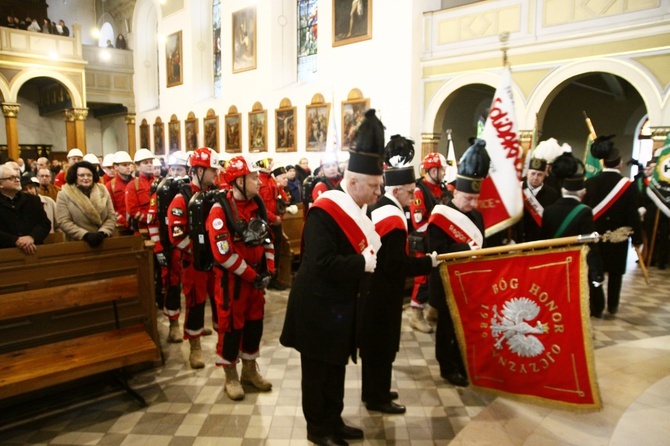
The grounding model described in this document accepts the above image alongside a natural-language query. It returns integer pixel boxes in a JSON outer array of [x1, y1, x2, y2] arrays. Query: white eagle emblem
[[490, 297, 548, 358]]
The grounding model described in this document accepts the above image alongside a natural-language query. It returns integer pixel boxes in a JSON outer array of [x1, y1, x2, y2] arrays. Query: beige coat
[[56, 183, 116, 241]]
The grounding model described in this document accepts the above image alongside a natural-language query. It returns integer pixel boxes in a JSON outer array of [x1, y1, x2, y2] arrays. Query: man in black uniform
[[541, 153, 605, 317], [427, 139, 489, 387], [361, 135, 438, 414], [583, 136, 642, 316], [281, 109, 385, 446], [517, 157, 559, 242]]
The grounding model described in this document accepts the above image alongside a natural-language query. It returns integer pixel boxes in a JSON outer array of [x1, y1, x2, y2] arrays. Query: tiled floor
[[2, 250, 669, 445]]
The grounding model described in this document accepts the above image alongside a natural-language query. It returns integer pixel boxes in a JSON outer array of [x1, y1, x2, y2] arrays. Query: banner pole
[[646, 208, 660, 265], [436, 232, 599, 262]]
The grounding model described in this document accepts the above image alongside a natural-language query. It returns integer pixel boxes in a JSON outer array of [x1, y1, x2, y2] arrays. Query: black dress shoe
[[608, 307, 618, 315], [443, 372, 469, 387], [362, 391, 399, 403], [366, 401, 406, 414], [268, 279, 287, 291], [335, 424, 364, 440], [307, 433, 348, 446]]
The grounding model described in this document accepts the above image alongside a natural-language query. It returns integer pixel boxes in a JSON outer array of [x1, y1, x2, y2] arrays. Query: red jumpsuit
[[54, 169, 66, 188], [167, 183, 216, 339], [125, 173, 154, 235], [106, 175, 132, 229], [311, 176, 342, 202], [207, 191, 275, 366]]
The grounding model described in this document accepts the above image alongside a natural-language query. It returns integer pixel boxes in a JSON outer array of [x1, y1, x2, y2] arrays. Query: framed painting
[[305, 103, 330, 151], [232, 6, 257, 73], [341, 98, 370, 151], [333, 0, 372, 47], [168, 116, 181, 153], [203, 113, 220, 152], [225, 112, 242, 154], [185, 113, 198, 151], [275, 107, 297, 152], [153, 120, 165, 154], [166, 31, 183, 87], [248, 109, 267, 152], [139, 119, 150, 149]]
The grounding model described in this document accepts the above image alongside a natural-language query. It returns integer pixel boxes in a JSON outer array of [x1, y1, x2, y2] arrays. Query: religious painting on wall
[[153, 118, 165, 154], [168, 115, 181, 153], [305, 103, 330, 151], [333, 0, 372, 47], [275, 107, 297, 152], [140, 119, 150, 149], [185, 113, 198, 151], [225, 111, 242, 154], [341, 97, 369, 150], [232, 6, 257, 73], [203, 110, 220, 152], [166, 31, 183, 87], [248, 109, 267, 152]]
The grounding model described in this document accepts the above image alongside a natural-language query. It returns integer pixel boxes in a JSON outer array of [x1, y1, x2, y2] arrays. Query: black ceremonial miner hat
[[384, 134, 416, 186], [348, 109, 385, 176], [551, 152, 585, 191], [456, 138, 490, 193]]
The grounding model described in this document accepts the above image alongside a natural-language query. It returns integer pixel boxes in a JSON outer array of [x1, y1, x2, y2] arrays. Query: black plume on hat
[[590, 134, 621, 167], [385, 134, 415, 167], [456, 138, 490, 193], [348, 109, 385, 176], [551, 152, 585, 191]]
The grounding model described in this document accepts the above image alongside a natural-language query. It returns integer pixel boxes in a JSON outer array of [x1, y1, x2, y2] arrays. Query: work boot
[[409, 307, 432, 333], [168, 319, 182, 343], [188, 337, 205, 369], [425, 305, 438, 322], [224, 365, 245, 400], [240, 359, 272, 391]]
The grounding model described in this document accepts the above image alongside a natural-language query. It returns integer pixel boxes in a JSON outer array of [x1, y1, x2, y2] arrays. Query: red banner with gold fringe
[[441, 246, 602, 410]]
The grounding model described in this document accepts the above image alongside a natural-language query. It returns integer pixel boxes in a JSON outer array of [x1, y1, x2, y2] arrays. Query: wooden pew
[[0, 236, 160, 406], [277, 204, 304, 287]]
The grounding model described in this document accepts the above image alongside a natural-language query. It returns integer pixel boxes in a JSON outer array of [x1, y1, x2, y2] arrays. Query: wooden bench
[[277, 204, 304, 287], [0, 236, 160, 407]]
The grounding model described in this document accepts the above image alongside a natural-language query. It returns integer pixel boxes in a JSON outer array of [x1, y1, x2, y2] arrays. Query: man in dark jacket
[[0, 163, 51, 253], [281, 110, 385, 446], [583, 136, 642, 315], [361, 135, 437, 414], [517, 157, 559, 242]]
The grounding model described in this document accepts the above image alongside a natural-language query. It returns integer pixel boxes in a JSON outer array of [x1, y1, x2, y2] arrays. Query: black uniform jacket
[[427, 202, 485, 312], [518, 179, 559, 242], [541, 196, 603, 281], [583, 170, 642, 274], [0, 191, 51, 249], [280, 193, 367, 366], [359, 196, 433, 361]]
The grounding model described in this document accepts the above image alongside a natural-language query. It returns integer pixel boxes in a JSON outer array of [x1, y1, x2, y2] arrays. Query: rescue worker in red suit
[[125, 148, 155, 237], [409, 152, 452, 333], [311, 152, 342, 202], [54, 148, 84, 188], [207, 155, 275, 401], [167, 147, 218, 369], [148, 151, 189, 326], [106, 151, 134, 231]]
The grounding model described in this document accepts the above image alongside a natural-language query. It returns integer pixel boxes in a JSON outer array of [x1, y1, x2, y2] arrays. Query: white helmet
[[83, 153, 100, 165], [102, 154, 116, 167], [67, 148, 84, 159], [113, 151, 133, 164], [152, 158, 163, 168], [168, 151, 190, 167], [134, 148, 155, 163]]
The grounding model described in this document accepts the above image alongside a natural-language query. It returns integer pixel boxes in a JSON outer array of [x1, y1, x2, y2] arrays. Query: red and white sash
[[429, 204, 483, 250], [312, 190, 381, 254], [371, 203, 407, 239], [523, 188, 544, 227], [592, 178, 632, 221]]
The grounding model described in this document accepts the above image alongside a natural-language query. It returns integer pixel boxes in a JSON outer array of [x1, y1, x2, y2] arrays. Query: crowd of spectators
[[4, 15, 70, 36]]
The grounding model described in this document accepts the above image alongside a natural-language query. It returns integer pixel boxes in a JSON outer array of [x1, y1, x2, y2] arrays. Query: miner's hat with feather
[[384, 134, 416, 186], [348, 109, 385, 176], [590, 134, 621, 168], [551, 152, 585, 191], [456, 138, 490, 193]]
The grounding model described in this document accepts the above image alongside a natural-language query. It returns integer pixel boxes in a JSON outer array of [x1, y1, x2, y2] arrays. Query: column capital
[[63, 109, 75, 122], [125, 113, 136, 126], [650, 127, 670, 142], [73, 108, 89, 121], [519, 130, 534, 144], [2, 103, 20, 118], [421, 132, 442, 144]]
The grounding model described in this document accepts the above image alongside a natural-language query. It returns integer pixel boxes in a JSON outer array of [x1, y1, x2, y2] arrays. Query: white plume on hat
[[533, 138, 569, 164]]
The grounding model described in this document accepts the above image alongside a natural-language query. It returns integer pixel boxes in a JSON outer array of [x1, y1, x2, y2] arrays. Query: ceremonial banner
[[479, 66, 523, 236], [445, 131, 458, 184], [583, 112, 601, 179], [647, 135, 670, 217], [442, 246, 602, 410]]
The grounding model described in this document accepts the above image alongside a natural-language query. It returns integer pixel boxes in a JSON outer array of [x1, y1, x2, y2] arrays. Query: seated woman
[[56, 161, 116, 246]]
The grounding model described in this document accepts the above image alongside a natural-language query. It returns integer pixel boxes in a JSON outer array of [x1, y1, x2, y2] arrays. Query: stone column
[[63, 109, 77, 152], [125, 114, 137, 158], [2, 103, 20, 161], [421, 132, 442, 161], [73, 108, 89, 153]]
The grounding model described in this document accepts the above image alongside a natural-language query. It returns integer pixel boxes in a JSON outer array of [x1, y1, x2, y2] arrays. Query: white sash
[[430, 204, 484, 249]]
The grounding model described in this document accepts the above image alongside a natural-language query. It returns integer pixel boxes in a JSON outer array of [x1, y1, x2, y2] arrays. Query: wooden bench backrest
[[282, 203, 304, 256]]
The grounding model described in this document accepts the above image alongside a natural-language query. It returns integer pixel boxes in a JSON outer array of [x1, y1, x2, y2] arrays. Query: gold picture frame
[[232, 6, 257, 73], [248, 108, 267, 153], [203, 109, 220, 153], [333, 0, 372, 47], [139, 119, 150, 149], [341, 98, 370, 151], [166, 31, 183, 87], [185, 112, 198, 151], [153, 118, 165, 155], [225, 108, 242, 154], [305, 103, 331, 152], [275, 106, 297, 153], [168, 114, 181, 153]]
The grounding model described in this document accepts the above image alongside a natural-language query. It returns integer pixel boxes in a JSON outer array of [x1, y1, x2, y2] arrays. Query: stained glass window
[[297, 0, 317, 82]]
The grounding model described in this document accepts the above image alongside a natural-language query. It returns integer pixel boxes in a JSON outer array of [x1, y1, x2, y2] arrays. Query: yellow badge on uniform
[[414, 198, 422, 206], [217, 240, 230, 255]]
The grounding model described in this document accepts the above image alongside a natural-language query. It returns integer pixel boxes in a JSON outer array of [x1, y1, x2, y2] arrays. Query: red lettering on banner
[[488, 97, 523, 181]]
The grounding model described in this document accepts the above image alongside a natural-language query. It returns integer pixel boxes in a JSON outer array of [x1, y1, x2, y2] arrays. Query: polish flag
[[479, 66, 523, 236]]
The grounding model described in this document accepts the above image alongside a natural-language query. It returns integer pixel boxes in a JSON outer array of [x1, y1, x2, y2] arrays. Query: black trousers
[[606, 273, 623, 311], [361, 355, 393, 405], [435, 308, 466, 378], [589, 283, 605, 317], [300, 354, 346, 438]]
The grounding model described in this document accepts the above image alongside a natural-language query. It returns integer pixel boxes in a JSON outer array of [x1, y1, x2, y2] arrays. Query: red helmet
[[422, 152, 447, 170], [224, 155, 258, 184], [189, 147, 218, 169]]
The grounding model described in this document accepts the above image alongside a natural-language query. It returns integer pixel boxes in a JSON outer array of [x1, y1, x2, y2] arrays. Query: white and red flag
[[479, 66, 523, 236], [441, 246, 601, 410]]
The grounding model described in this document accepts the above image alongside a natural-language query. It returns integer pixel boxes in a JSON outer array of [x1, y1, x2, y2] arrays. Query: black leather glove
[[83, 232, 105, 247], [252, 271, 272, 290]]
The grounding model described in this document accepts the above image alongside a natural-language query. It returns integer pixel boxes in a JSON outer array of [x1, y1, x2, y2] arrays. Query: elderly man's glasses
[[0, 175, 20, 181]]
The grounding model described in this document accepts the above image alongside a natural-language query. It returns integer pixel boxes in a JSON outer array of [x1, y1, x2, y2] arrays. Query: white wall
[[47, 0, 97, 45]]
